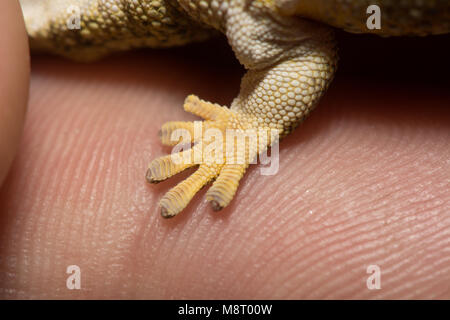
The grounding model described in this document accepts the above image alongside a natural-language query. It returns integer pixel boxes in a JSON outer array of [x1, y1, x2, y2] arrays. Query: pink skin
[[0, 3, 449, 299]]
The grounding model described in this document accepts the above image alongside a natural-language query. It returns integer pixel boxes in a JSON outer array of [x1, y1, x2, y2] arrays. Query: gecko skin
[[20, 0, 450, 218]]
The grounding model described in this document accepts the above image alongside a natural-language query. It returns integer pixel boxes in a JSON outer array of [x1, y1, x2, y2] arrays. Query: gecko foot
[[147, 95, 270, 218]]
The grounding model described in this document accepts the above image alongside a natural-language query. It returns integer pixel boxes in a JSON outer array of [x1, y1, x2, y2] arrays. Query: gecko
[[19, 0, 450, 218]]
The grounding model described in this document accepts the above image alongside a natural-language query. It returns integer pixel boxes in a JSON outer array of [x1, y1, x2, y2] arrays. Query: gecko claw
[[210, 200, 223, 212], [160, 206, 174, 219], [146, 168, 161, 184]]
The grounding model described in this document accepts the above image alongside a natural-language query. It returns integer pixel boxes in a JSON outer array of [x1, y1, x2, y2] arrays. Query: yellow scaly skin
[[19, 0, 449, 217]]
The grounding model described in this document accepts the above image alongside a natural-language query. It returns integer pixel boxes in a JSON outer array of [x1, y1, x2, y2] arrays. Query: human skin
[[0, 1, 29, 187], [0, 3, 449, 299]]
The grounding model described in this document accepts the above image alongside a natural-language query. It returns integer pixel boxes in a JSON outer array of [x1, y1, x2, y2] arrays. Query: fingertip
[[0, 1, 30, 185]]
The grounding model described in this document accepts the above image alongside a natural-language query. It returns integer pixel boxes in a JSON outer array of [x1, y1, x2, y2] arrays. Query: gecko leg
[[147, 1, 337, 218], [148, 35, 336, 218]]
